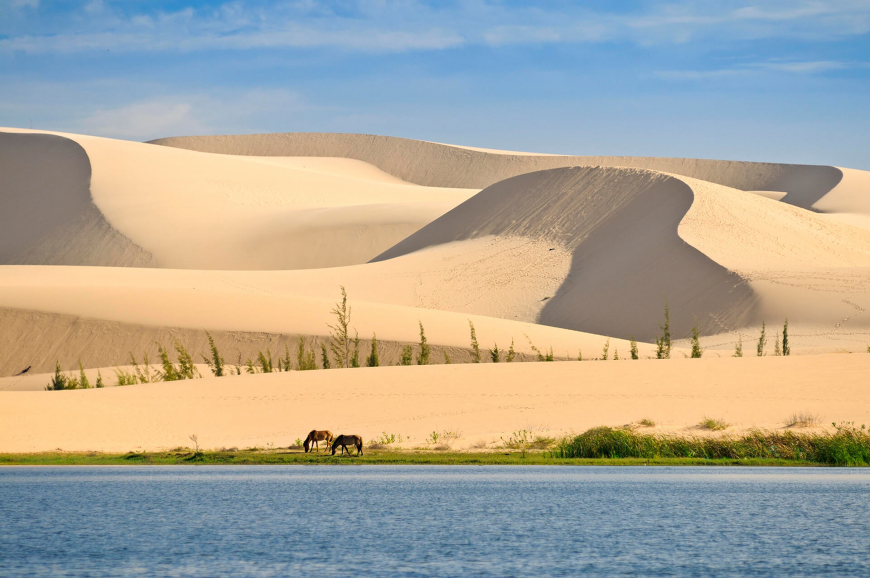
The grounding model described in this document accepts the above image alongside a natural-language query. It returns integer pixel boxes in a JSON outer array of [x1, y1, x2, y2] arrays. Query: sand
[[1, 355, 868, 453], [3, 127, 870, 451]]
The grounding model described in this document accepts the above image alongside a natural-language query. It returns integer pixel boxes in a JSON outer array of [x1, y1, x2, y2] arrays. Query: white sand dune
[[2, 356, 869, 453], [3, 128, 870, 446]]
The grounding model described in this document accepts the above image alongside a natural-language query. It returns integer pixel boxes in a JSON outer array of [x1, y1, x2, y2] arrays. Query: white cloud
[[652, 60, 865, 80]]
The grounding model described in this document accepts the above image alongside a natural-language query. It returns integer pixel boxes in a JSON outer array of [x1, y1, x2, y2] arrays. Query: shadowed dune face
[[0, 133, 152, 267], [151, 133, 843, 210], [375, 166, 756, 340]]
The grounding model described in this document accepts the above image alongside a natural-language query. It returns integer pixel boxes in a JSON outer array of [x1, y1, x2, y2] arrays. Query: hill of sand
[[3, 127, 870, 451], [2, 356, 869, 453]]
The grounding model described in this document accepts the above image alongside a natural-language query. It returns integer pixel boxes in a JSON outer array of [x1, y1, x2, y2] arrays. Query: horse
[[303, 430, 334, 453], [331, 434, 363, 456]]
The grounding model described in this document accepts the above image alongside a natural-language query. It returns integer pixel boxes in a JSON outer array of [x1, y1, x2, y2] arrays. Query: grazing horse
[[332, 434, 364, 456], [304, 430, 334, 453]]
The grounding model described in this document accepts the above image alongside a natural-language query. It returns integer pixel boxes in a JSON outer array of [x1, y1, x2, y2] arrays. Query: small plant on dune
[[400, 345, 413, 366], [638, 418, 656, 428], [320, 343, 331, 369], [782, 319, 790, 356], [158, 341, 200, 381], [77, 360, 90, 389], [757, 321, 766, 357], [613, 348, 619, 360], [46, 361, 68, 391], [698, 417, 730, 431], [417, 322, 430, 365], [443, 352, 451, 364], [691, 320, 703, 358], [202, 332, 225, 377], [733, 336, 743, 357], [469, 320, 481, 363], [327, 286, 354, 368], [297, 338, 317, 371], [279, 344, 292, 372], [366, 333, 380, 367], [114, 368, 138, 386], [489, 343, 501, 363], [526, 335, 554, 361], [506, 339, 516, 362], [377, 432, 403, 445], [95, 370, 104, 388], [245, 358, 257, 374], [655, 301, 671, 359], [774, 332, 782, 356], [351, 332, 361, 368], [129, 352, 157, 384], [630, 338, 638, 360], [786, 411, 821, 428], [577, 349, 583, 361], [427, 431, 440, 445], [602, 339, 610, 361], [257, 350, 274, 373]]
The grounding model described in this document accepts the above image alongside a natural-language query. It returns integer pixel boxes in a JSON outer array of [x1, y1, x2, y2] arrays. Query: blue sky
[[1, 1, 869, 168]]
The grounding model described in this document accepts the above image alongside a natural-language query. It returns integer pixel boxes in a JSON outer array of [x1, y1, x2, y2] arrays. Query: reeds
[[552, 424, 870, 465]]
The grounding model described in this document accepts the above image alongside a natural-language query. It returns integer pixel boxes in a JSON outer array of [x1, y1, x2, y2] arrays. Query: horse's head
[[303, 438, 310, 453]]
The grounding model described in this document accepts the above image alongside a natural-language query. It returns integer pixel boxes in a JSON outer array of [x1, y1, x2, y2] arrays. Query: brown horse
[[303, 430, 334, 453], [331, 434, 363, 456]]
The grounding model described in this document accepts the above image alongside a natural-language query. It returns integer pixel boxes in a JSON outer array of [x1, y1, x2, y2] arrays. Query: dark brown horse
[[331, 434, 363, 456], [304, 430, 334, 453]]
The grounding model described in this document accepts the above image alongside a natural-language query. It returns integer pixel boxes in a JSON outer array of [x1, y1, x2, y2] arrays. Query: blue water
[[1, 466, 869, 577]]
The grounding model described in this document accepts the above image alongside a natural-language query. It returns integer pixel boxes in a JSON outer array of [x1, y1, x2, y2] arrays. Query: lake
[[1, 466, 869, 577]]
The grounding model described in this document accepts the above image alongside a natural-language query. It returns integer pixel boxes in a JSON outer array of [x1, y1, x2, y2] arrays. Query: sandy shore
[[1, 355, 867, 453]]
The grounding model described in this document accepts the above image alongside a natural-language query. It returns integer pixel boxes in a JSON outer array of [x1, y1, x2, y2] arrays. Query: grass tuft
[[698, 417, 729, 431], [786, 411, 821, 428]]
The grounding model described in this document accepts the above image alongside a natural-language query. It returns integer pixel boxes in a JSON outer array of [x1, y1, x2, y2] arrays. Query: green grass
[[0, 449, 816, 467], [553, 425, 870, 466]]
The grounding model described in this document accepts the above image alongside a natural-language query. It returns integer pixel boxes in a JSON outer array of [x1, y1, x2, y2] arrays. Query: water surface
[[1, 466, 868, 577]]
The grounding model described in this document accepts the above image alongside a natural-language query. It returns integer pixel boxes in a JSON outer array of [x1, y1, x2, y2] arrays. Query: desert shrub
[[691, 321, 703, 358], [245, 358, 257, 374], [443, 352, 451, 364], [257, 350, 274, 373], [328, 286, 353, 368], [782, 319, 790, 356], [613, 349, 619, 360], [129, 352, 157, 383], [365, 333, 380, 367], [297, 338, 317, 371], [602, 339, 610, 360], [577, 349, 583, 361], [95, 370, 104, 388], [417, 322, 430, 365], [757, 321, 766, 356], [489, 344, 501, 363], [526, 335, 554, 361], [203, 332, 225, 377], [469, 321, 481, 363], [351, 332, 361, 368], [400, 345, 413, 366], [786, 412, 821, 428], [638, 418, 656, 427], [279, 344, 292, 372], [320, 343, 331, 369], [734, 336, 743, 357], [655, 302, 671, 359], [630, 338, 638, 360], [506, 339, 516, 362], [698, 417, 729, 431], [114, 368, 138, 386], [774, 332, 782, 356], [46, 362, 68, 391], [78, 360, 91, 389]]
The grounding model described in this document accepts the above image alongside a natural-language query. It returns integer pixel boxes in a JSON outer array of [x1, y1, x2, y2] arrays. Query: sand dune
[[151, 132, 844, 210], [1, 129, 477, 269], [2, 355, 869, 453]]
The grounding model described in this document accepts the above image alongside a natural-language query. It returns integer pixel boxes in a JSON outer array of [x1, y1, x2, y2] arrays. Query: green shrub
[[351, 332, 361, 368], [552, 425, 870, 465], [366, 333, 380, 367], [400, 345, 413, 366], [469, 321, 481, 363], [757, 321, 766, 356], [691, 321, 703, 358], [320, 342, 331, 369], [78, 360, 90, 389], [417, 322, 430, 365], [328, 286, 353, 368], [257, 350, 274, 373], [489, 344, 501, 363], [46, 362, 68, 391], [630, 338, 638, 360], [698, 417, 729, 431], [602, 339, 610, 360], [297, 338, 317, 371], [733, 336, 743, 357], [95, 370, 104, 388], [655, 302, 671, 359], [505, 339, 516, 362], [203, 332, 225, 376], [782, 319, 790, 356]]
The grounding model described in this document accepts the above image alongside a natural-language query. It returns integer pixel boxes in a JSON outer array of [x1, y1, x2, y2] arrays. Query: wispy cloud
[[652, 60, 866, 80], [2, 1, 869, 55]]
